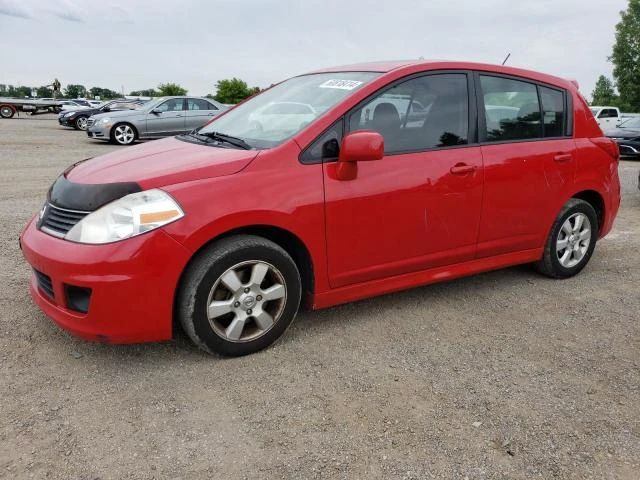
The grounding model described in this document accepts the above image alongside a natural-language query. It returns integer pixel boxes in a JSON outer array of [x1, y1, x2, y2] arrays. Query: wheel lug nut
[[256, 295, 262, 301], [244, 287, 250, 293], [247, 309, 252, 315], [234, 301, 240, 308]]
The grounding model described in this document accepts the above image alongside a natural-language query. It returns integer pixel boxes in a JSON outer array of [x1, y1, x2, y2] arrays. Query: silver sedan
[[86, 96, 226, 145]]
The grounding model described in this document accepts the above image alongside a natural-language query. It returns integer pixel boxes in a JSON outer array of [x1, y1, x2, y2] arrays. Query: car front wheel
[[74, 115, 88, 130], [110, 123, 137, 145], [177, 235, 302, 356], [535, 198, 598, 278]]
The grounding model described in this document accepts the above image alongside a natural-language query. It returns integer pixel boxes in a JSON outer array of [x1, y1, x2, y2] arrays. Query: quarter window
[[480, 75, 541, 142], [348, 74, 469, 154], [540, 86, 565, 137]]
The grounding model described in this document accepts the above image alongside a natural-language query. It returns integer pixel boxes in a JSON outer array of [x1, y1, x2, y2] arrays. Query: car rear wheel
[[110, 123, 137, 145], [0, 105, 15, 119], [177, 235, 302, 356], [74, 115, 88, 130], [535, 198, 598, 278]]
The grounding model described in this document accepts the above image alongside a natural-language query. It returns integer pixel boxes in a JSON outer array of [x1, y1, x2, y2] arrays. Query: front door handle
[[450, 163, 477, 175], [554, 153, 572, 163], [176, 114, 183, 117]]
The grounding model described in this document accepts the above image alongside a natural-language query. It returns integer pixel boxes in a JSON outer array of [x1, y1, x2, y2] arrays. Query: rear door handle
[[554, 153, 572, 163], [450, 163, 477, 175], [176, 114, 183, 117]]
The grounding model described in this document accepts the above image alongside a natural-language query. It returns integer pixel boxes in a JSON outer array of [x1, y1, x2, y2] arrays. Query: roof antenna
[[501, 53, 511, 66]]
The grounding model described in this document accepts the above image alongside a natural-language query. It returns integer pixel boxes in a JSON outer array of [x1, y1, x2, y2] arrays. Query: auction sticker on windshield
[[318, 79, 363, 90]]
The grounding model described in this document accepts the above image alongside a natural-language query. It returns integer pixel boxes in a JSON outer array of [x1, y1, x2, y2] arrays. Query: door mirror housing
[[102, 106, 111, 112], [151, 108, 162, 114], [336, 130, 384, 180]]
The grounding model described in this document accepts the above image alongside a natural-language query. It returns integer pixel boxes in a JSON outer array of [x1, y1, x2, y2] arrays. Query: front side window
[[600, 108, 618, 118], [348, 73, 469, 154], [156, 98, 184, 112], [199, 72, 379, 149], [481, 75, 541, 142]]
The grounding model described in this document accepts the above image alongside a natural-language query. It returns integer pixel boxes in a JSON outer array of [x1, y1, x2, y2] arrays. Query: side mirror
[[151, 108, 162, 114], [102, 106, 111, 112], [336, 131, 384, 180]]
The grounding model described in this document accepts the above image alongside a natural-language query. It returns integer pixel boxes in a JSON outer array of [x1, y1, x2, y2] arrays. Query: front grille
[[40, 203, 89, 237], [34, 270, 54, 299], [86, 118, 95, 128]]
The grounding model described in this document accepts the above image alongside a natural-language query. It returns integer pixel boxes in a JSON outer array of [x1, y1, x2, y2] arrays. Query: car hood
[[66, 137, 259, 188], [609, 128, 640, 139]]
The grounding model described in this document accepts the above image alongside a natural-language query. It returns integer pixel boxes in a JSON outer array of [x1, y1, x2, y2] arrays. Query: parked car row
[[58, 96, 227, 145]]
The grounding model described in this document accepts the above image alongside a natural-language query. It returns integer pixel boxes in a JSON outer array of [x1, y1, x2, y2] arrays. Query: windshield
[[199, 72, 380, 149], [590, 108, 600, 116], [619, 117, 640, 128]]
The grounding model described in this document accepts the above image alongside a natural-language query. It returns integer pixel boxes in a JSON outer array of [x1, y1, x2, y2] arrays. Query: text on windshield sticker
[[318, 79, 363, 90]]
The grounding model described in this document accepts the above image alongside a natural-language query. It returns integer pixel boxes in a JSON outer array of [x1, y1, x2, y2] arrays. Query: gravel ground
[[1, 115, 639, 480]]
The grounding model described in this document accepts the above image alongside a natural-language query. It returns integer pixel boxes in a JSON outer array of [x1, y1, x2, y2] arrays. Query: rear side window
[[540, 86, 565, 137], [187, 98, 213, 111], [599, 108, 618, 118], [480, 75, 541, 142]]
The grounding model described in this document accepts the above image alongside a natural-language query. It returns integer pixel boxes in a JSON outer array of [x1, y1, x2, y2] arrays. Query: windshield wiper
[[198, 131, 252, 150]]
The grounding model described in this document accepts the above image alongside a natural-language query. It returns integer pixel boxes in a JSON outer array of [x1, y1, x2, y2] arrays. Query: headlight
[[64, 111, 76, 117], [65, 189, 184, 244], [101, 117, 111, 123]]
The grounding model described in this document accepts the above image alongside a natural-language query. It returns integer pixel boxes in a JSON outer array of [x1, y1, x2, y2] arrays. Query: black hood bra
[[48, 174, 141, 212]]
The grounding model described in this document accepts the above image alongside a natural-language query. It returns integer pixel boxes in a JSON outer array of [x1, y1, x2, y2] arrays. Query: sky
[[0, 0, 629, 99]]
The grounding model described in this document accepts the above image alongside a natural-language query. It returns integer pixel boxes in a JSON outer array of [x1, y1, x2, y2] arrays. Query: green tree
[[611, 0, 640, 112], [9, 85, 31, 97], [591, 75, 618, 105], [129, 88, 158, 97], [211, 78, 260, 104], [157, 83, 187, 96], [64, 84, 86, 99], [36, 86, 53, 98], [89, 87, 119, 100]]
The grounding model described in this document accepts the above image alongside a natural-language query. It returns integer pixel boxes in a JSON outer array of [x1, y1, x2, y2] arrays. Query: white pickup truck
[[590, 106, 640, 131]]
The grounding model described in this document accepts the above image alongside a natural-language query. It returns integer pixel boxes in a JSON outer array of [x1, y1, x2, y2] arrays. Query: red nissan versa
[[20, 61, 620, 356]]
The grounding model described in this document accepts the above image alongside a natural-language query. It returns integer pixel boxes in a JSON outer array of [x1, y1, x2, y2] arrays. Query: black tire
[[110, 123, 137, 145], [535, 198, 599, 278], [74, 115, 88, 130], [0, 105, 15, 119], [177, 235, 302, 356]]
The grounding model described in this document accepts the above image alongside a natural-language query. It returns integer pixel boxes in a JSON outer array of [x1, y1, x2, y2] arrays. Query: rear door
[[146, 98, 186, 136], [475, 73, 575, 258], [184, 98, 219, 131]]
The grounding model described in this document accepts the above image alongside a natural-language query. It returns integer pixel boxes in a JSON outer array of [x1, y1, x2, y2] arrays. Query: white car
[[248, 101, 316, 132], [58, 100, 92, 112]]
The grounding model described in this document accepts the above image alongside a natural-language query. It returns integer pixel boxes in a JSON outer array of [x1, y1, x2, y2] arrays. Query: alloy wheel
[[114, 124, 135, 145], [556, 212, 591, 268], [206, 260, 287, 342]]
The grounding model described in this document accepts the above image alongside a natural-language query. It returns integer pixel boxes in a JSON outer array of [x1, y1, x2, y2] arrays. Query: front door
[[146, 98, 186, 136], [323, 73, 484, 288]]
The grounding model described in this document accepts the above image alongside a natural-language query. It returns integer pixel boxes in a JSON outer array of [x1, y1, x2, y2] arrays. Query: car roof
[[309, 59, 575, 90]]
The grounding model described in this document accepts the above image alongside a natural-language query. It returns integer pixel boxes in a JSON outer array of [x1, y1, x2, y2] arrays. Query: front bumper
[[58, 116, 73, 127], [87, 123, 110, 140], [20, 217, 192, 344]]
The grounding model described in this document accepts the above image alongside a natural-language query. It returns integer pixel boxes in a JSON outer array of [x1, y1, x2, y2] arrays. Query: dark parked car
[[58, 99, 146, 130], [607, 117, 640, 159]]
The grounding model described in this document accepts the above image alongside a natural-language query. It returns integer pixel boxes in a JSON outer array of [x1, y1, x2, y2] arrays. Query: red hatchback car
[[21, 60, 620, 356]]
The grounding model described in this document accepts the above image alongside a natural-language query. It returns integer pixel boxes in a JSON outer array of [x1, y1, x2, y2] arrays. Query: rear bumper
[[20, 217, 192, 343]]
